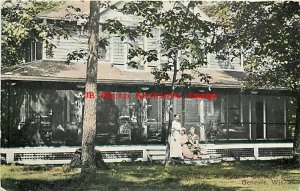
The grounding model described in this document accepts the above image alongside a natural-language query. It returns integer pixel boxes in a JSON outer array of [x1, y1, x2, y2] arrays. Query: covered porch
[[1, 60, 296, 162]]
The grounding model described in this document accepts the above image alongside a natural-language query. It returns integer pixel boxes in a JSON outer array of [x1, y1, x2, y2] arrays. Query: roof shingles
[[1, 60, 245, 88]]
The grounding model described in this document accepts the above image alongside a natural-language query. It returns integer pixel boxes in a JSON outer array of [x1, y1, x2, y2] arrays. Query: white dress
[[170, 120, 182, 158]]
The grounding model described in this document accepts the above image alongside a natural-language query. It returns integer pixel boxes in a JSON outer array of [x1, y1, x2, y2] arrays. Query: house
[[1, 1, 296, 164]]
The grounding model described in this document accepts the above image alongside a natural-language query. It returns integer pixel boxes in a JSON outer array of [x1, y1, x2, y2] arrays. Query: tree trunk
[[293, 92, 300, 164], [164, 98, 174, 167], [164, 52, 178, 167], [81, 1, 100, 174]]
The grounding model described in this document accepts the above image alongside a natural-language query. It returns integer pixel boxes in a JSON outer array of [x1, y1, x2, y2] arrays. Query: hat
[[190, 127, 196, 131]]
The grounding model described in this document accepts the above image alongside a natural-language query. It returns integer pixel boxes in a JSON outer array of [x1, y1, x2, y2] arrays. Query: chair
[[40, 115, 52, 146], [118, 116, 131, 142]]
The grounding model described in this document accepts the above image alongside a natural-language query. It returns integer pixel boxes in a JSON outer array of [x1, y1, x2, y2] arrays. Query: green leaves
[[1, 1, 71, 67], [212, 2, 300, 91], [101, 1, 216, 88]]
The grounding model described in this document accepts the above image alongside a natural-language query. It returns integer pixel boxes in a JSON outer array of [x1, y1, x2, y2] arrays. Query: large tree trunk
[[293, 92, 300, 164], [81, 1, 100, 174]]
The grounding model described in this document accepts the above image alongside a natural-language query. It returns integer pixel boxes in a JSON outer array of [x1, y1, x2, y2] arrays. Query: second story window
[[24, 40, 43, 63], [206, 49, 243, 71], [111, 36, 126, 65]]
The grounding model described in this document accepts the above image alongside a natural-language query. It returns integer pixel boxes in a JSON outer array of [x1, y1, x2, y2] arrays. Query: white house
[[1, 1, 296, 164]]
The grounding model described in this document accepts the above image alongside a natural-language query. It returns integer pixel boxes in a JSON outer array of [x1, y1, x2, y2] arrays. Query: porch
[[1, 142, 293, 165]]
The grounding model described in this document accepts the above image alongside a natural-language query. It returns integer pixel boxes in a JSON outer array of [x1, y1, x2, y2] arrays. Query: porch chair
[[40, 115, 53, 146]]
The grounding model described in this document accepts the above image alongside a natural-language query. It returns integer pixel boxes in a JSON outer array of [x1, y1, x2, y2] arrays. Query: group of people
[[170, 114, 202, 159]]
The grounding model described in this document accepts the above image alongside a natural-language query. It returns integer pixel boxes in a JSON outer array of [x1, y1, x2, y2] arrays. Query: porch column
[[181, 94, 185, 127], [198, 99, 205, 142], [284, 97, 287, 139], [161, 98, 166, 143], [240, 95, 243, 126], [8, 84, 12, 147], [249, 99, 252, 140], [263, 97, 267, 139], [226, 94, 229, 140]]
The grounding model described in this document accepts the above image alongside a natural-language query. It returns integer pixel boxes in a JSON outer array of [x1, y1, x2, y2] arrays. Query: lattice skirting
[[258, 147, 293, 157], [1, 143, 294, 165]]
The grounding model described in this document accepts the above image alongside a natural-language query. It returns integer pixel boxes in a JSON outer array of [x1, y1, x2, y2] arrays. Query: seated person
[[180, 128, 193, 159], [188, 127, 201, 158]]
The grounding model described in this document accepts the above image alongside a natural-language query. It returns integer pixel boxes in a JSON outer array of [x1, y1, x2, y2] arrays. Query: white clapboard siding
[[207, 52, 242, 70], [47, 35, 88, 61]]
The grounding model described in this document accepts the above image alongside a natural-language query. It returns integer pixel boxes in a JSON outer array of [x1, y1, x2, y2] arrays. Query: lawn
[[1, 160, 300, 191]]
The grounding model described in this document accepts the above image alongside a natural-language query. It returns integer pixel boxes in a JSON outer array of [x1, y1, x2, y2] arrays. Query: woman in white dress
[[170, 114, 183, 159]]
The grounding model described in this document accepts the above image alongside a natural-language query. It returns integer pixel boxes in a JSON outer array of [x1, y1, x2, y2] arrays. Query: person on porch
[[181, 128, 193, 159], [188, 127, 201, 158], [170, 114, 183, 159]]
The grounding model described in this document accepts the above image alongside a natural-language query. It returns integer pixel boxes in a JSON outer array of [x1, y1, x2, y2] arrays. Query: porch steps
[[146, 149, 166, 163], [145, 148, 223, 165]]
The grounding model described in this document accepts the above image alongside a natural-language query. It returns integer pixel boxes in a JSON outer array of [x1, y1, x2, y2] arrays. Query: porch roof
[[1, 60, 245, 88]]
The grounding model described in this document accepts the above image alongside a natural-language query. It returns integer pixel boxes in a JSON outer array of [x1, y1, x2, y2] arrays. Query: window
[[206, 49, 242, 70], [24, 41, 43, 62], [266, 96, 285, 139], [99, 32, 110, 61], [127, 36, 145, 69], [218, 95, 248, 140]]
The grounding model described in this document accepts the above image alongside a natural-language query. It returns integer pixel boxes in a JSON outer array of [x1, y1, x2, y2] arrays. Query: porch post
[[249, 98, 252, 140], [226, 94, 229, 140], [182, 93, 185, 127], [263, 97, 266, 139], [240, 95, 243, 125], [161, 98, 166, 144], [8, 83, 12, 147], [284, 97, 287, 139]]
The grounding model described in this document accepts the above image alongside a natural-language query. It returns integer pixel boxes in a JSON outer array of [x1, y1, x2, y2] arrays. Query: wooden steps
[[146, 148, 223, 165]]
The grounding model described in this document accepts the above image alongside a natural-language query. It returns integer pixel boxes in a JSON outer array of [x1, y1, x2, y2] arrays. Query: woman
[[170, 114, 183, 159], [181, 128, 193, 159]]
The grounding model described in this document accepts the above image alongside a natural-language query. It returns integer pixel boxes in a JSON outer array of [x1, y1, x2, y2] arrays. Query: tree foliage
[[1, 1, 70, 67], [210, 1, 300, 163], [102, 1, 216, 87], [210, 1, 300, 91], [100, 1, 217, 165]]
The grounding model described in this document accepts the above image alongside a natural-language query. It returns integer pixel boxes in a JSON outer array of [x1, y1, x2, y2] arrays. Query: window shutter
[[145, 28, 160, 68], [111, 36, 126, 65]]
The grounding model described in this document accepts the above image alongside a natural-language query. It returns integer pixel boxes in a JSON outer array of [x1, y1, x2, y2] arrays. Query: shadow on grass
[[2, 160, 300, 191], [2, 168, 242, 191]]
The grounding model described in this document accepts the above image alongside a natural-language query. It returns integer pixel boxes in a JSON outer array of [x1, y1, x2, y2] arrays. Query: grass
[[1, 160, 300, 191]]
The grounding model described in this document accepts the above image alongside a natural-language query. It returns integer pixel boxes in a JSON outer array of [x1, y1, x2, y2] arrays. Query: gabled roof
[[38, 1, 213, 22], [38, 1, 90, 20], [1, 60, 245, 88]]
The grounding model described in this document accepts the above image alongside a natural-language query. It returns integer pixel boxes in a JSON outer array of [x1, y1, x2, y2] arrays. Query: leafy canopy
[[1, 1, 70, 67], [101, 1, 218, 87], [210, 1, 300, 91]]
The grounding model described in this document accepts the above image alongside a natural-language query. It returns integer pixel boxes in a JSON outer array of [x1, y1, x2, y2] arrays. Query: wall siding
[[46, 35, 88, 61], [207, 53, 242, 70]]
